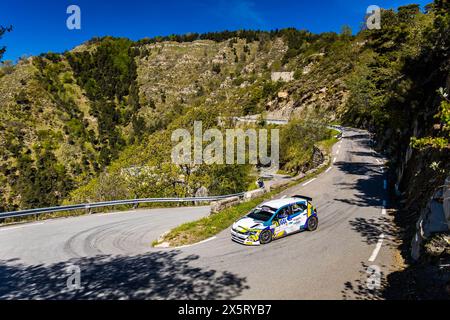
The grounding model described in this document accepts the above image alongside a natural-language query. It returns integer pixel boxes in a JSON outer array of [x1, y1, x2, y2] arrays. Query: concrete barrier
[[210, 196, 241, 214], [267, 180, 291, 192], [244, 189, 266, 201], [411, 185, 450, 261], [292, 173, 306, 181]]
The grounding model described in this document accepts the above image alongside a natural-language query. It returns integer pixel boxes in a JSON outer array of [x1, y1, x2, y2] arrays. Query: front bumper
[[231, 229, 261, 246]]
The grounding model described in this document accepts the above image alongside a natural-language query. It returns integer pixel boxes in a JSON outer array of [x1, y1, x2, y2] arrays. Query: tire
[[306, 216, 319, 231], [259, 230, 273, 244]]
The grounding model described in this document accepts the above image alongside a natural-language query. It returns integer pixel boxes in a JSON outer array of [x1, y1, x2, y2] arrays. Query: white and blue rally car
[[231, 195, 318, 245]]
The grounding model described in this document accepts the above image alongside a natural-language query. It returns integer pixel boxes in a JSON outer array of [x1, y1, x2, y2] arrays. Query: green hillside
[[0, 1, 448, 215]]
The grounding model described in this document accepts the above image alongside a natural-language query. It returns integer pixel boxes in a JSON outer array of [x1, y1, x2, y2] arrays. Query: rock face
[[411, 182, 450, 261], [444, 176, 450, 229], [312, 146, 325, 168], [195, 186, 209, 198], [271, 72, 294, 82]]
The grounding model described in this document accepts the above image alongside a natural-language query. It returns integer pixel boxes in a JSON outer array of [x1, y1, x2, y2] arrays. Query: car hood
[[233, 217, 265, 231]]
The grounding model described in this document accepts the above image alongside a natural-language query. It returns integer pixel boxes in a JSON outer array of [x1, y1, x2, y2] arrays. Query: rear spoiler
[[292, 195, 313, 202]]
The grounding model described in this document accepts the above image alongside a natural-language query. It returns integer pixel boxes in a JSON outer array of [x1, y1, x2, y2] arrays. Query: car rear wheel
[[307, 216, 318, 231], [259, 230, 272, 244]]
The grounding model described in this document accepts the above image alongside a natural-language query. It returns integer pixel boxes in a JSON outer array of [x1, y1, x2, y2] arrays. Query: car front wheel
[[306, 216, 318, 231], [259, 230, 273, 244]]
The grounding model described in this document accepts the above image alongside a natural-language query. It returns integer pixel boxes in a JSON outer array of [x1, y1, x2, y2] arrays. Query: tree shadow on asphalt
[[334, 133, 398, 299], [341, 262, 388, 300], [348, 151, 378, 158], [342, 260, 450, 300], [337, 151, 449, 299], [0, 250, 249, 300], [342, 218, 404, 299], [342, 205, 450, 299], [333, 161, 384, 208], [334, 130, 384, 208], [348, 216, 398, 246], [346, 134, 369, 141]]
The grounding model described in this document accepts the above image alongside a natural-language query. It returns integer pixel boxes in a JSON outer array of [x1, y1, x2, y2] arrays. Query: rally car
[[231, 195, 318, 245]]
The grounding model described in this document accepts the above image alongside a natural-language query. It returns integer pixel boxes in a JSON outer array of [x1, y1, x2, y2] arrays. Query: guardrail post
[[133, 202, 139, 210], [85, 205, 92, 215]]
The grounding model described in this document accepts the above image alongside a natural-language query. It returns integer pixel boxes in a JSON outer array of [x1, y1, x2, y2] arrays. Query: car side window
[[291, 202, 307, 214], [277, 207, 290, 219]]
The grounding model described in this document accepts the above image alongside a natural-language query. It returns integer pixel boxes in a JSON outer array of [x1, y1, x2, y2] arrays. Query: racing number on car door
[[274, 208, 289, 237]]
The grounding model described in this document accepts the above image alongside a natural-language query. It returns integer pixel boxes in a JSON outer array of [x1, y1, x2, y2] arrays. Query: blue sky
[[1, 0, 430, 62]]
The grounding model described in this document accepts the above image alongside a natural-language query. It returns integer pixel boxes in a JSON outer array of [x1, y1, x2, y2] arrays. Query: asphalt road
[[0, 128, 395, 300]]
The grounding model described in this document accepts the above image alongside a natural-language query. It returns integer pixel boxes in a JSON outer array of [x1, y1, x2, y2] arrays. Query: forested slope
[[0, 2, 448, 225]]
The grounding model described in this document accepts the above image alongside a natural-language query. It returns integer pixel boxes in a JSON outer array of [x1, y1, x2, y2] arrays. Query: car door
[[288, 202, 308, 231], [272, 207, 290, 238], [283, 205, 300, 235]]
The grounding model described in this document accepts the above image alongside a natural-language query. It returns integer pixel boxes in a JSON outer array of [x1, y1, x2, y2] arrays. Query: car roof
[[262, 197, 307, 210]]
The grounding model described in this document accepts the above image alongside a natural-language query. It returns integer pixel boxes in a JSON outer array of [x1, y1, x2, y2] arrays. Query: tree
[[411, 89, 450, 150], [434, 0, 450, 13], [397, 4, 420, 22], [0, 25, 12, 61], [340, 25, 353, 39], [212, 63, 221, 74], [0, 60, 14, 75]]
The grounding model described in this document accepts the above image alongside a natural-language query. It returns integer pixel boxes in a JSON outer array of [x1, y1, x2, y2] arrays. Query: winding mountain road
[[0, 128, 396, 300]]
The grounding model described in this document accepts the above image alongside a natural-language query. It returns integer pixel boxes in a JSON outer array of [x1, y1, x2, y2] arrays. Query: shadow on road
[[338, 133, 450, 300], [341, 261, 388, 300], [349, 216, 398, 246], [348, 151, 377, 158], [335, 132, 394, 299], [0, 251, 249, 300], [333, 161, 383, 208], [345, 134, 373, 148], [342, 259, 450, 300], [333, 133, 384, 209]]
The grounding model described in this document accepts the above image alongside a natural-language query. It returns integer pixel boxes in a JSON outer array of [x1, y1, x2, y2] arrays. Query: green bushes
[[9, 38, 144, 210], [342, 2, 449, 160], [279, 119, 328, 174], [66, 37, 141, 153], [411, 97, 450, 150]]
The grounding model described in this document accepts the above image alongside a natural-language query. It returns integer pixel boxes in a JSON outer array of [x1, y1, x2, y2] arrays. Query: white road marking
[[302, 178, 317, 187], [369, 234, 385, 262], [0, 222, 45, 232], [325, 167, 332, 173], [98, 211, 128, 217], [376, 159, 381, 164], [199, 236, 217, 244], [176, 236, 217, 249], [336, 150, 340, 155], [333, 157, 337, 163], [281, 195, 287, 199], [382, 200, 387, 215]]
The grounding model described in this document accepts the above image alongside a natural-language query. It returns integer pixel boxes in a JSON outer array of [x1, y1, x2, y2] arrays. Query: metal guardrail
[[0, 193, 246, 220]]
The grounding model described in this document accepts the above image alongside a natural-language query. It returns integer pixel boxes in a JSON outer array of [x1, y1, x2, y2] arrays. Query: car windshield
[[247, 207, 274, 222]]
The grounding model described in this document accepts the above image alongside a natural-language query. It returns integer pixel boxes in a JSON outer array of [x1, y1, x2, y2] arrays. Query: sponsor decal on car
[[231, 196, 318, 246]]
